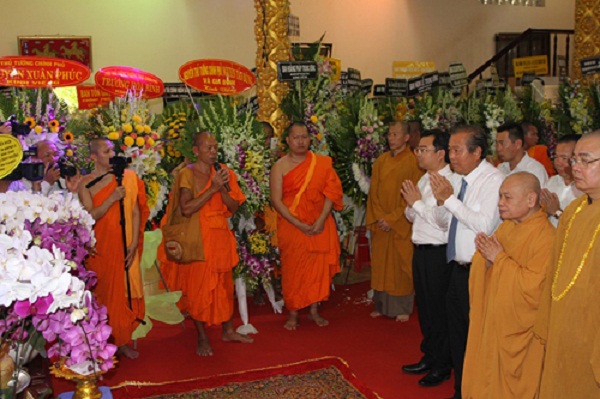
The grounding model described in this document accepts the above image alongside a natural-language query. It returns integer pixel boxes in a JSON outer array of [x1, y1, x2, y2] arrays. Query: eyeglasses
[[569, 157, 600, 168], [414, 147, 437, 155]]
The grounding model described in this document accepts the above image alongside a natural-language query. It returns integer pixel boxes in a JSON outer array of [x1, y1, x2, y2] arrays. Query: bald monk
[[523, 121, 555, 177], [270, 122, 343, 330], [535, 131, 600, 398], [162, 132, 252, 356], [79, 138, 148, 359], [366, 121, 423, 321], [462, 172, 555, 399]]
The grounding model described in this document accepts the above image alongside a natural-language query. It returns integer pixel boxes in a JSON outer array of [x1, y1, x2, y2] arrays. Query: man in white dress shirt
[[430, 125, 505, 399], [496, 122, 548, 186], [401, 129, 461, 388], [541, 134, 582, 227]]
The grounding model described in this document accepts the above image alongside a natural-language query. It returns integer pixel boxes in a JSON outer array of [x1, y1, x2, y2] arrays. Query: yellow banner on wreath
[[327, 58, 342, 82], [0, 134, 23, 179], [392, 61, 436, 79], [513, 55, 548, 78]]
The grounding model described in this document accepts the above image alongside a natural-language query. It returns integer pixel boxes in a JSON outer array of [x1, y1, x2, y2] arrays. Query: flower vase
[[72, 374, 102, 399], [0, 343, 15, 389]]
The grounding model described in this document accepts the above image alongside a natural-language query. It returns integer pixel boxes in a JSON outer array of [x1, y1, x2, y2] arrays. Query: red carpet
[[52, 281, 453, 399]]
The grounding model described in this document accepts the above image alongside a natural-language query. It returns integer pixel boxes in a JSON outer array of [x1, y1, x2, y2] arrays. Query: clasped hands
[[211, 168, 230, 192], [296, 217, 326, 236], [429, 172, 454, 205], [475, 232, 503, 264], [540, 188, 560, 216]]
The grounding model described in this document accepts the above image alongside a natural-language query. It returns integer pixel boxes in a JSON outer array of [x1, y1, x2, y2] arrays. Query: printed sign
[[408, 72, 439, 96], [0, 56, 90, 88], [361, 79, 374, 95], [76, 85, 113, 110], [180, 59, 255, 95], [580, 56, 600, 76], [513, 55, 548, 78], [0, 134, 23, 179], [347, 68, 362, 91], [373, 84, 387, 97], [277, 61, 318, 81], [96, 66, 164, 99], [392, 61, 436, 79], [449, 62, 468, 88], [385, 78, 408, 97]]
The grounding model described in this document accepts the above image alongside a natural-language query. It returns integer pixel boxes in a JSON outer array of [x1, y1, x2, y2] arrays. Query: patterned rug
[[111, 357, 380, 399]]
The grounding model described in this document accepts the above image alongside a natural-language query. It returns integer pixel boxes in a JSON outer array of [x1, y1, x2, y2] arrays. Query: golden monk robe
[[462, 172, 555, 399], [79, 138, 148, 359], [159, 132, 252, 356], [270, 122, 343, 330], [366, 121, 423, 321], [535, 132, 600, 399]]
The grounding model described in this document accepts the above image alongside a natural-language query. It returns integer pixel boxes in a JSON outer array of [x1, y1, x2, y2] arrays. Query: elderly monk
[[270, 122, 343, 330], [366, 121, 423, 321], [79, 138, 149, 359], [160, 132, 252, 356], [462, 172, 555, 399], [535, 131, 600, 399]]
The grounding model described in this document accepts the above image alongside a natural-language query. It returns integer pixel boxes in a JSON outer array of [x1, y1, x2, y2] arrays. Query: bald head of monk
[[572, 131, 600, 201], [498, 172, 541, 223], [192, 131, 218, 166], [89, 137, 115, 170]]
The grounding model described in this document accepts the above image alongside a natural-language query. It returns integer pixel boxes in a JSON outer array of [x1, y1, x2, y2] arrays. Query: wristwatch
[[553, 210, 563, 219]]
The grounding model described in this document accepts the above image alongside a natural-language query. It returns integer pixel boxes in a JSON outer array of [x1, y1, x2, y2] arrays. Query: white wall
[[0, 0, 575, 85]]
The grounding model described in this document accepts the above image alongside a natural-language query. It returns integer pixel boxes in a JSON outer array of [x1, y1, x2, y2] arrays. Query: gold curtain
[[574, 0, 600, 81]]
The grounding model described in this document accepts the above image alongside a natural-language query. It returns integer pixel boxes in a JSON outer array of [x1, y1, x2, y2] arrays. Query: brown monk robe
[[270, 122, 343, 330], [79, 138, 148, 360], [462, 172, 555, 399], [366, 121, 423, 321], [158, 132, 252, 356], [535, 132, 600, 399]]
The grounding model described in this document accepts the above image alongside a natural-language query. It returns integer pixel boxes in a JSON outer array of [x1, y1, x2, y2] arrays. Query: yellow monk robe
[[528, 145, 555, 177], [535, 197, 600, 399], [160, 166, 245, 326], [366, 147, 423, 310], [277, 152, 343, 311], [462, 210, 555, 399], [87, 170, 148, 347]]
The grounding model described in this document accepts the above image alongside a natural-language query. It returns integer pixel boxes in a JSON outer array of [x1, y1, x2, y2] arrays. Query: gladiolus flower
[[124, 136, 134, 147], [122, 123, 133, 133]]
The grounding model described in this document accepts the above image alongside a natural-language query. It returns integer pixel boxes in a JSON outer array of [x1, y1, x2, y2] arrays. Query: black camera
[[9, 115, 32, 136], [109, 155, 132, 177], [3, 162, 45, 182], [57, 158, 78, 178]]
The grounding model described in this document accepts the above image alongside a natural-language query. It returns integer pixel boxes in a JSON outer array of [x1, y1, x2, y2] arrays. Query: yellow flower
[[34, 126, 43, 134], [63, 131, 74, 143], [316, 132, 323, 141], [310, 115, 318, 124], [65, 149, 74, 157], [48, 119, 60, 133], [135, 124, 145, 134], [136, 137, 145, 147], [123, 123, 133, 133], [132, 115, 142, 123], [174, 150, 181, 157], [147, 138, 155, 146], [144, 125, 151, 133], [124, 136, 134, 147], [24, 117, 36, 128], [107, 131, 120, 140]]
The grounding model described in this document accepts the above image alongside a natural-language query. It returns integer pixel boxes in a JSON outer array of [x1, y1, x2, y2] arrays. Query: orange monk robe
[[528, 145, 555, 177], [160, 166, 245, 326], [535, 197, 600, 399], [87, 170, 148, 347], [366, 148, 423, 298], [462, 210, 555, 399], [277, 152, 344, 312]]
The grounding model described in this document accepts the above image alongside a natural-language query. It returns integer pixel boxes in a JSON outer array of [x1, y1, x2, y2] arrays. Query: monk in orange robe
[[366, 121, 423, 321], [79, 138, 148, 359], [462, 172, 555, 399], [523, 121, 555, 177], [159, 132, 252, 356], [270, 122, 343, 330]]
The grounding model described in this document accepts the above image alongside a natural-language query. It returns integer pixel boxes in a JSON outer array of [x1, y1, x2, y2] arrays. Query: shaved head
[[498, 172, 541, 222], [505, 172, 541, 199], [89, 137, 110, 155], [193, 131, 215, 148]]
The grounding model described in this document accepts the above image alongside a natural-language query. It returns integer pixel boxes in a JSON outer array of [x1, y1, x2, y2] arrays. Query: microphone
[[213, 162, 230, 192]]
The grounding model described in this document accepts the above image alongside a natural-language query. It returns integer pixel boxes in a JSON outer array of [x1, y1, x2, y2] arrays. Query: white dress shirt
[[405, 165, 462, 245], [497, 152, 549, 187], [444, 160, 504, 264], [544, 175, 583, 227]]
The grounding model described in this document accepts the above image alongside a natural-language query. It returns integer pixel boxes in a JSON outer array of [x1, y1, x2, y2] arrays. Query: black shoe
[[418, 369, 451, 387], [402, 361, 431, 375]]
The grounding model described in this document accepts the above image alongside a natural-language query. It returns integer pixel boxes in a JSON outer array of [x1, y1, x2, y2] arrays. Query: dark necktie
[[447, 178, 468, 262]]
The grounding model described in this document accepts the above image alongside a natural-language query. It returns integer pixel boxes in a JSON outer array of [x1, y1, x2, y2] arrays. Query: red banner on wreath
[[0, 56, 90, 88], [179, 59, 255, 95], [95, 66, 164, 99], [76, 85, 113, 110]]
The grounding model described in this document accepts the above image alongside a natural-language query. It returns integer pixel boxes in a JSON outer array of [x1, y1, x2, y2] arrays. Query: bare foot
[[370, 310, 382, 318], [308, 312, 329, 327], [196, 337, 214, 356], [117, 345, 139, 359], [222, 331, 253, 343], [395, 314, 410, 322], [284, 312, 299, 330]]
